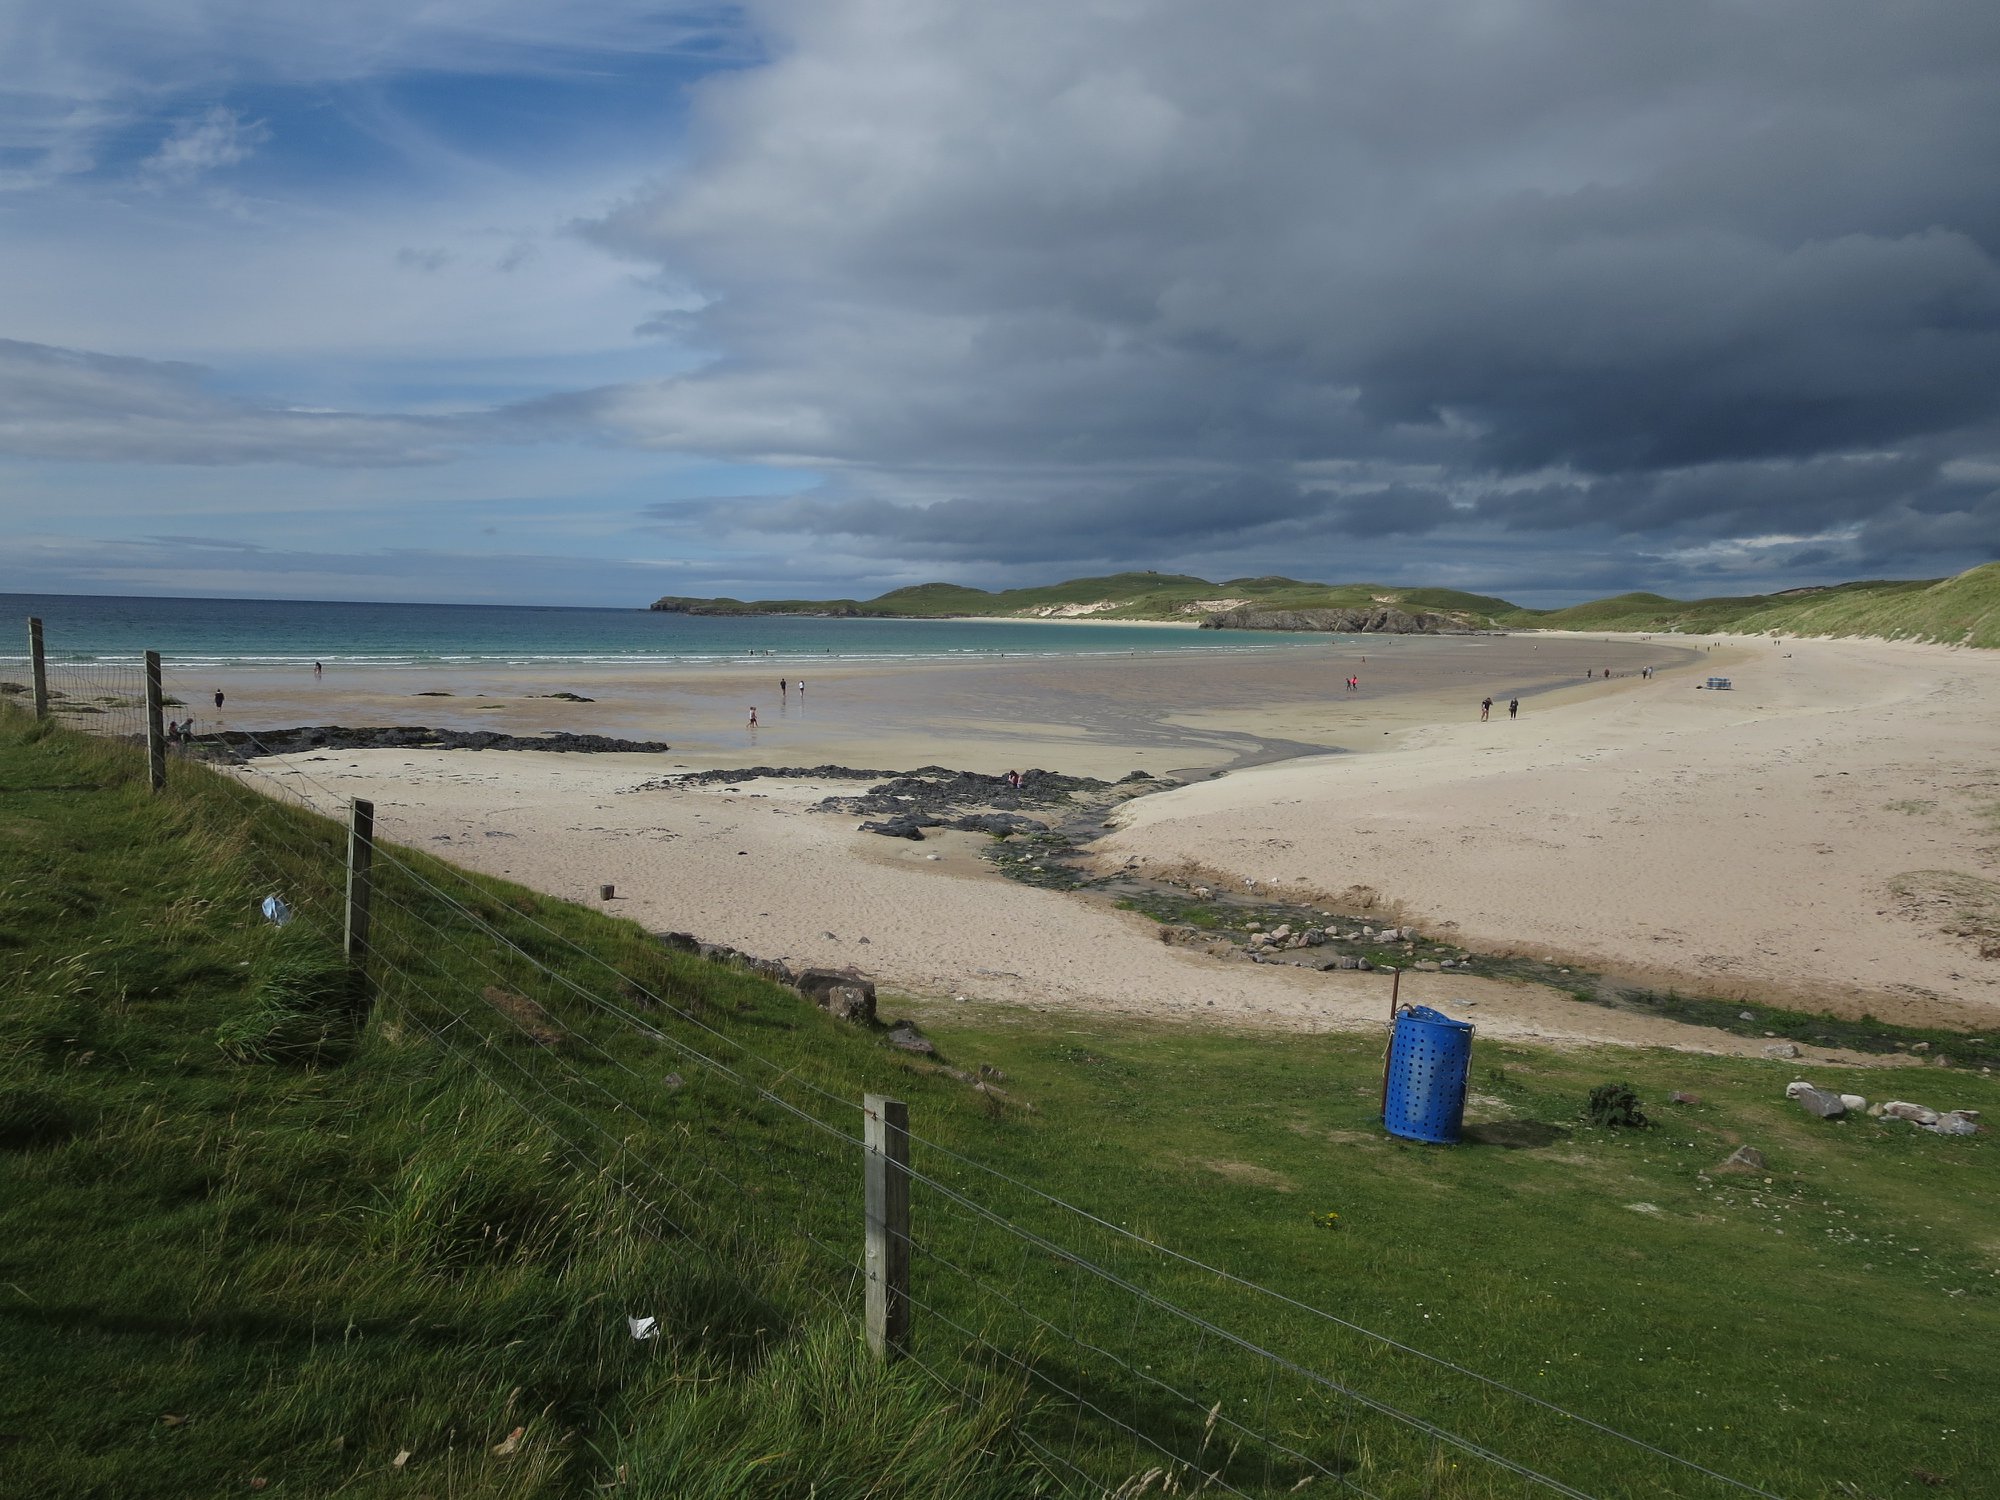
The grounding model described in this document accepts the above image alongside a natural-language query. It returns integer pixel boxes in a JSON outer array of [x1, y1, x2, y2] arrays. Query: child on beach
[[747, 707, 759, 729], [1480, 696, 1492, 721]]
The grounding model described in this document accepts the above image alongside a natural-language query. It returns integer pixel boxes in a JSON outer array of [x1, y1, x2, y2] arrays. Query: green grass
[[5, 712, 1998, 1498], [651, 573, 1518, 628], [0, 717, 1045, 1499], [650, 561, 2000, 649]]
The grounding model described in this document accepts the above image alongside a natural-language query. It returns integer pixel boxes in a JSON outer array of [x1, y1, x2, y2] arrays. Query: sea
[[2, 592, 1297, 669]]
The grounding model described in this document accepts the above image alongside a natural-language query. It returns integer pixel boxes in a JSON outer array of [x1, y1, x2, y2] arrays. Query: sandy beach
[[219, 628, 2000, 1059]]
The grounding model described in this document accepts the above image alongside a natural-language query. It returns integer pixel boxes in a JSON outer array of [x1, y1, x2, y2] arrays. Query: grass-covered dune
[[650, 562, 2000, 647], [651, 572, 1519, 628], [4, 710, 1998, 1497]]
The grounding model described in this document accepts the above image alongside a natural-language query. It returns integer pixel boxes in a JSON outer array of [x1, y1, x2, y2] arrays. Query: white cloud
[[142, 105, 269, 183], [0, 338, 469, 465]]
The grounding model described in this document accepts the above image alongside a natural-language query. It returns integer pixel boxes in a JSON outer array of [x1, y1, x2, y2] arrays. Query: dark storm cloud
[[581, 0, 2000, 589], [666, 472, 1327, 565]]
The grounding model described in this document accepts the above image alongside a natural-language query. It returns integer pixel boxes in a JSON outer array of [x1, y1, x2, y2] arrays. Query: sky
[[2, 1, 1998, 608]]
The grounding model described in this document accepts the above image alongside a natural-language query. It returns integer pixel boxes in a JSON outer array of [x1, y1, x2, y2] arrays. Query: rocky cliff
[[1199, 606, 1479, 634]]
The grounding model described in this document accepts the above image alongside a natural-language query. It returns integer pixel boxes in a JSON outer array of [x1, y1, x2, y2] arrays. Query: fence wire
[[3, 649, 151, 740]]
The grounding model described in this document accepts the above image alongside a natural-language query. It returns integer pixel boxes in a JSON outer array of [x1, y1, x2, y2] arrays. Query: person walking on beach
[[1508, 698, 1518, 720], [213, 688, 224, 711], [1480, 696, 1492, 721], [313, 661, 322, 680], [796, 677, 805, 698], [780, 677, 788, 700], [747, 706, 759, 730]]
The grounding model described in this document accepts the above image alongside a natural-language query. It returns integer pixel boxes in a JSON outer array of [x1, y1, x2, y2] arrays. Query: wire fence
[[0, 643, 152, 740], [6, 619, 1790, 1500]]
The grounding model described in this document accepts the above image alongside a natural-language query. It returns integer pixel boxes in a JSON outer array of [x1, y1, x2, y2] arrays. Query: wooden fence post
[[144, 650, 166, 792], [28, 616, 48, 720], [864, 1093, 911, 1360], [345, 799, 375, 985]]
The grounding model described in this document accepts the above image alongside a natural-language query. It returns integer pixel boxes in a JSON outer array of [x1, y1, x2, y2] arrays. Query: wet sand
[[177, 632, 1689, 780]]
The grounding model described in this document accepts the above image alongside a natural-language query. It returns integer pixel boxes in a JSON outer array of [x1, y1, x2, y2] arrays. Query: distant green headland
[[652, 561, 2000, 647]]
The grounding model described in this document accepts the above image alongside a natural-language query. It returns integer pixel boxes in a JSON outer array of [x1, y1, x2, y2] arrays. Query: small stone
[[1925, 1112, 1979, 1136], [1930, 1053, 1952, 1068], [978, 1063, 1007, 1081], [664, 1073, 684, 1090], [1270, 924, 1292, 940], [1738, 1010, 1756, 1022], [1839, 1094, 1867, 1111], [1912, 1041, 1931, 1052], [1670, 1090, 1702, 1105], [1413, 961, 1441, 972], [1763, 1042, 1801, 1059], [1722, 1145, 1766, 1170], [1882, 1100, 1939, 1125]]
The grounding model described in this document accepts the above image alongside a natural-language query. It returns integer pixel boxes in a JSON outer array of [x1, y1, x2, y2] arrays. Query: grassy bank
[[647, 561, 2000, 649], [0, 716, 1040, 1499], [5, 712, 1997, 1497]]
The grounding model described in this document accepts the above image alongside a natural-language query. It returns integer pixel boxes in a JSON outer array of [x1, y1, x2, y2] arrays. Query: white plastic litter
[[627, 1315, 658, 1341], [260, 895, 292, 926]]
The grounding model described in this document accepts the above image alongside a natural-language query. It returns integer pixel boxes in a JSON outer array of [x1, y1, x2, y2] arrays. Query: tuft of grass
[[214, 925, 364, 1064]]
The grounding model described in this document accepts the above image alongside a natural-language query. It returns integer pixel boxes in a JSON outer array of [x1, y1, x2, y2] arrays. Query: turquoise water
[[2, 593, 1298, 669]]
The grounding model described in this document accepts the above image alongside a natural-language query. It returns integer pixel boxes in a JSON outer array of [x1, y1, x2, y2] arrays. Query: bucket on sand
[[1383, 1005, 1475, 1144], [600, 883, 616, 900]]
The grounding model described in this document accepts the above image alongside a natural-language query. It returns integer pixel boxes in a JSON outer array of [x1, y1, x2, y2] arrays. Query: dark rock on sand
[[821, 765, 1142, 822], [860, 816, 940, 840], [195, 725, 670, 760]]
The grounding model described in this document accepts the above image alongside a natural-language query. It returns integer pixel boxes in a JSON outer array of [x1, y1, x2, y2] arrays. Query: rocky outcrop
[[817, 764, 1164, 841], [1200, 606, 1479, 634], [195, 725, 671, 760], [650, 597, 875, 617]]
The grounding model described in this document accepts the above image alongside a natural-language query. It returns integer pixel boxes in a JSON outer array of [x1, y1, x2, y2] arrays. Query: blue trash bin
[[1383, 1005, 1474, 1144]]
